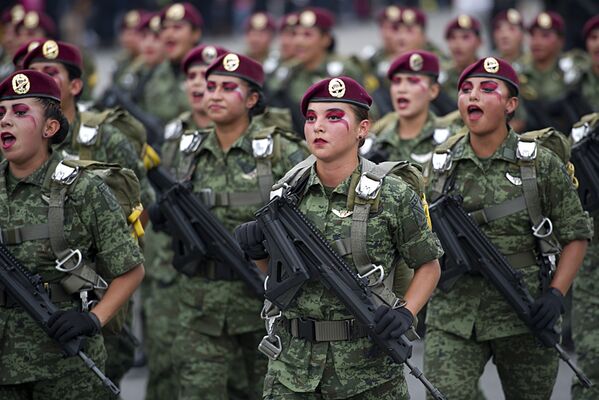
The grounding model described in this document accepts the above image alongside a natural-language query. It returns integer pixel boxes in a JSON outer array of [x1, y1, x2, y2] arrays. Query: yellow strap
[[127, 205, 145, 238], [143, 144, 161, 170]]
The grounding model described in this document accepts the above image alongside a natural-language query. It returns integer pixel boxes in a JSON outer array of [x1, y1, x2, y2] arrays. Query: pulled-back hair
[[36, 98, 69, 145]]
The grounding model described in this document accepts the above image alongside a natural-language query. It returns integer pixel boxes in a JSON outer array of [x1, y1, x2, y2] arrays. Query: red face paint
[[206, 81, 217, 92], [459, 81, 473, 94], [187, 71, 197, 81], [13, 104, 36, 128], [480, 80, 503, 102], [305, 110, 317, 124], [0, 106, 6, 118], [325, 109, 349, 131]]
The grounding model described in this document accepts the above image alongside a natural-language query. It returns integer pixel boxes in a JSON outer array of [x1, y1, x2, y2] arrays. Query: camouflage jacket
[[0, 152, 144, 384], [175, 120, 307, 336], [139, 60, 189, 124], [439, 63, 463, 102], [54, 110, 155, 207], [426, 129, 593, 341], [581, 68, 599, 112], [269, 159, 443, 397]]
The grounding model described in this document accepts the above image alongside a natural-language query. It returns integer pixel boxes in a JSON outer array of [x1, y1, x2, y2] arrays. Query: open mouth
[[397, 97, 410, 109], [1, 132, 16, 150], [192, 91, 204, 99], [467, 105, 484, 120]]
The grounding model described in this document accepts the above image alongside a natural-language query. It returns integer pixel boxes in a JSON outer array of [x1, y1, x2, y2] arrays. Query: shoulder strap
[[251, 126, 281, 203], [270, 155, 316, 199], [430, 131, 467, 198], [76, 110, 113, 160]]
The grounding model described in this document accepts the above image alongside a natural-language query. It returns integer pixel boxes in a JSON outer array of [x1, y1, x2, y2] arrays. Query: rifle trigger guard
[[358, 264, 385, 286], [55, 249, 83, 272], [532, 217, 553, 238]]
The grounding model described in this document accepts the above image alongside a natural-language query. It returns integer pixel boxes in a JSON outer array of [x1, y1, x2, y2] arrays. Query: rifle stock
[[0, 243, 119, 395], [255, 195, 447, 400]]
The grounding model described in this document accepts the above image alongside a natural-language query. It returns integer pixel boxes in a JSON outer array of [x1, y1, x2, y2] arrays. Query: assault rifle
[[254, 194, 447, 400], [147, 166, 265, 297], [571, 124, 599, 212], [429, 195, 592, 388], [0, 243, 119, 395]]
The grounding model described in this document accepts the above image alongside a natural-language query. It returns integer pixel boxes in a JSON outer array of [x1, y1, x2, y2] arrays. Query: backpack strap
[[49, 161, 108, 309], [270, 154, 316, 199], [251, 126, 281, 203], [76, 110, 112, 160], [430, 131, 467, 199], [176, 129, 207, 181]]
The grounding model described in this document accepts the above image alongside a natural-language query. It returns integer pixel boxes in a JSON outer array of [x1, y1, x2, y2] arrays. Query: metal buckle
[[196, 188, 214, 207], [77, 124, 99, 146], [252, 136, 274, 158], [432, 151, 452, 172], [179, 131, 203, 154], [344, 319, 355, 339], [52, 162, 79, 185], [532, 217, 553, 238], [516, 140, 538, 161], [164, 120, 182, 140], [433, 128, 451, 145], [355, 174, 383, 200], [55, 249, 83, 272], [570, 123, 589, 144], [258, 335, 282, 360], [358, 264, 385, 286], [269, 183, 289, 200]]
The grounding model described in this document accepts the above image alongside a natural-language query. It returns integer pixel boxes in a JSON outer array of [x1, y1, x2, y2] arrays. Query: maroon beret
[[15, 10, 56, 37], [445, 14, 481, 38], [528, 11, 564, 35], [297, 7, 335, 31], [23, 39, 83, 75], [1, 4, 26, 24], [0, 70, 61, 102], [387, 50, 439, 80], [377, 6, 426, 28], [138, 12, 162, 33], [160, 2, 203, 29], [300, 76, 372, 117], [12, 38, 44, 68], [583, 15, 599, 41], [278, 12, 298, 31], [457, 57, 519, 95], [182, 45, 228, 73], [120, 9, 148, 30], [492, 8, 524, 30], [244, 12, 276, 32], [205, 52, 264, 88]]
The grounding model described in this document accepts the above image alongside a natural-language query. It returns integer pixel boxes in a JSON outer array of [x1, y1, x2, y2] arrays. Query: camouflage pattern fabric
[[424, 328, 557, 400], [264, 159, 443, 398], [0, 153, 143, 393], [171, 120, 307, 399], [572, 214, 599, 400], [0, 48, 15, 82], [580, 69, 599, 112], [139, 60, 189, 124], [439, 64, 461, 103], [424, 130, 593, 396], [519, 60, 571, 101]]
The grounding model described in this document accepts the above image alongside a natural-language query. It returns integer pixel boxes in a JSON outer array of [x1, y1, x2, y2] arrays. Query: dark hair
[[327, 34, 336, 53], [505, 82, 518, 122], [350, 105, 370, 147], [36, 98, 69, 145], [248, 83, 266, 117]]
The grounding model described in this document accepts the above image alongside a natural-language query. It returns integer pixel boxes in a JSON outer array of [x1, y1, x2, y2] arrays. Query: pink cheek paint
[[223, 82, 243, 101], [326, 110, 349, 131], [481, 81, 503, 102], [408, 76, 428, 92], [13, 105, 36, 128]]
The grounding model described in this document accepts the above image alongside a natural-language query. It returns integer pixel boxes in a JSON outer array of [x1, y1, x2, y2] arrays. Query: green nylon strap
[[0, 224, 49, 244], [288, 318, 369, 342], [197, 190, 264, 208], [332, 238, 352, 257], [256, 158, 274, 203], [0, 282, 72, 306], [506, 251, 538, 268], [469, 196, 527, 226], [273, 154, 316, 191]]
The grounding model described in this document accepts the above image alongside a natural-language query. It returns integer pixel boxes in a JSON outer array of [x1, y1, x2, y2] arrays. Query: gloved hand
[[47, 309, 102, 344], [530, 288, 565, 331], [235, 221, 268, 260], [374, 305, 414, 340]]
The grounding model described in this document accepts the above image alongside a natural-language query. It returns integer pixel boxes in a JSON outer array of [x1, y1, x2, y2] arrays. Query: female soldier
[[0, 70, 144, 398], [170, 52, 307, 400], [424, 57, 593, 399], [237, 76, 443, 399]]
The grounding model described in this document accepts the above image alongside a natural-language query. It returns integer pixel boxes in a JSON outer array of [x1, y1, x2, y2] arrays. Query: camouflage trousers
[[143, 278, 181, 400], [571, 240, 599, 400], [424, 327, 558, 400], [263, 373, 408, 400], [173, 328, 268, 400]]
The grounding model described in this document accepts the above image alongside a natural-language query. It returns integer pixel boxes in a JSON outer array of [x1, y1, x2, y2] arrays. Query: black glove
[[530, 288, 565, 331], [235, 221, 268, 260], [373, 305, 414, 340], [47, 310, 102, 344]]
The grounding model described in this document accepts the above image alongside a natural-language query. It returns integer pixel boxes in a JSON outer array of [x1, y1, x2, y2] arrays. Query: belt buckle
[[344, 319, 355, 340], [55, 249, 82, 272]]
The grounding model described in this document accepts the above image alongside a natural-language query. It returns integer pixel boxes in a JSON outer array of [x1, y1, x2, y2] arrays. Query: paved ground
[[102, 3, 579, 399]]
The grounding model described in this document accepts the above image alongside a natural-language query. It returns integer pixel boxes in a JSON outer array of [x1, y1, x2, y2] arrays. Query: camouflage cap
[[15, 10, 56, 37], [0, 70, 61, 102], [583, 15, 599, 41], [12, 38, 44, 68], [387, 50, 439, 80], [492, 8, 524, 30], [23, 39, 83, 76], [278, 12, 299, 31], [528, 11, 564, 35], [458, 57, 519, 95], [297, 7, 335, 31], [205, 52, 264, 88], [244, 11, 276, 32], [160, 2, 203, 29], [300, 76, 372, 117], [445, 14, 481, 38], [182, 44, 228, 73]]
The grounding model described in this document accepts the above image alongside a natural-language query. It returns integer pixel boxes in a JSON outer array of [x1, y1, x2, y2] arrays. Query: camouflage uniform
[[264, 159, 443, 399], [0, 48, 14, 82], [438, 64, 462, 103], [424, 129, 593, 399], [139, 60, 189, 124], [580, 69, 599, 111], [0, 152, 144, 399], [170, 121, 307, 400]]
